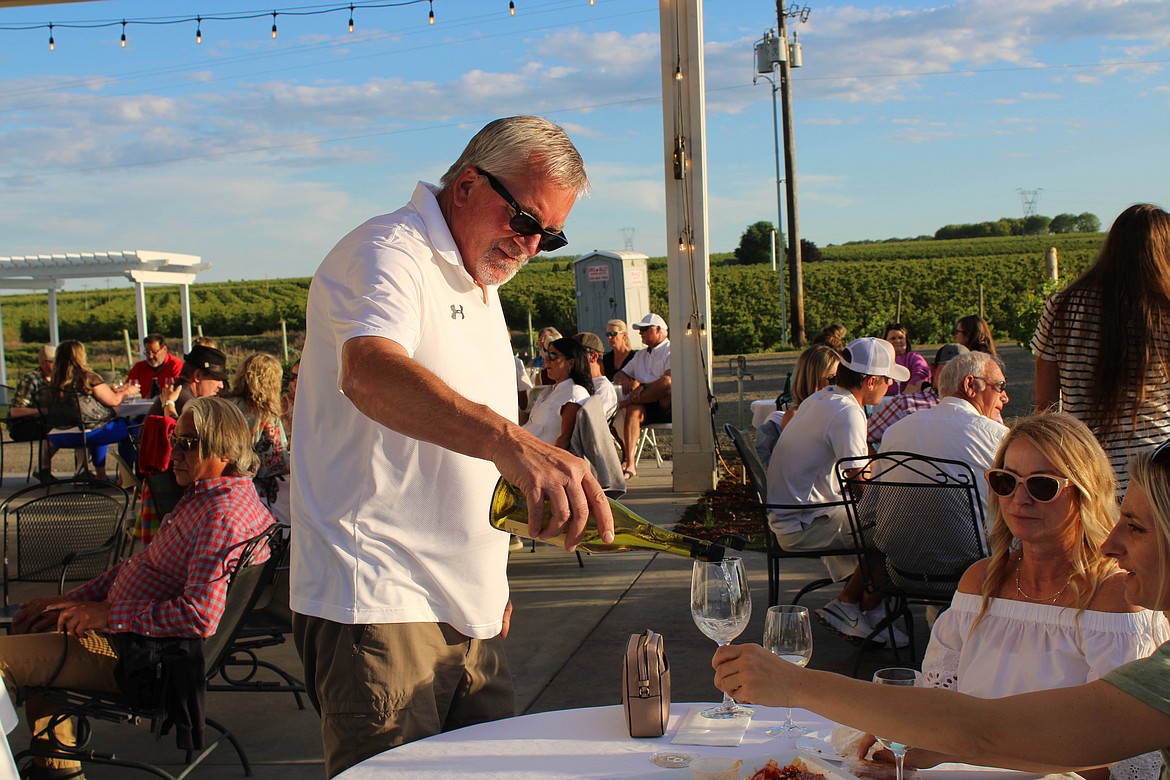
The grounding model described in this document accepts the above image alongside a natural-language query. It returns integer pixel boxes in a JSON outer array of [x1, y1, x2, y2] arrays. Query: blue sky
[[1, 0, 1167, 286]]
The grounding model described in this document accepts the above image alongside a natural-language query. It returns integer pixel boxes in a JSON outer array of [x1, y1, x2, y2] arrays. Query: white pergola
[[0, 249, 211, 390]]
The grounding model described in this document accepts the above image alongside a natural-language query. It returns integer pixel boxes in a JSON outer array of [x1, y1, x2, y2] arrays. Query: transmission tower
[[621, 227, 636, 252], [1017, 188, 1042, 218]]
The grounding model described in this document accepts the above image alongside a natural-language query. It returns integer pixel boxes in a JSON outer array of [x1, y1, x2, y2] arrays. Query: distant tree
[[733, 221, 776, 265], [801, 238, 823, 263], [1049, 213, 1078, 234], [1076, 212, 1102, 233], [1023, 215, 1052, 235]]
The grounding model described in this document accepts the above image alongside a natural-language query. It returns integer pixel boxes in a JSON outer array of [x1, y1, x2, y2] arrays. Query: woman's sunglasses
[[606, 331, 622, 337], [545, 351, 565, 363], [985, 468, 1072, 503], [169, 433, 201, 453]]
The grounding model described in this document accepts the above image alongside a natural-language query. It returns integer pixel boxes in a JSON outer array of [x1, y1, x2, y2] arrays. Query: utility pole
[[753, 30, 788, 346], [777, 0, 810, 346]]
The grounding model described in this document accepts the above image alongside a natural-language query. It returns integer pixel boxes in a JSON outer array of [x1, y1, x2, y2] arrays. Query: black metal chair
[[2, 382, 51, 484], [15, 525, 282, 779], [723, 423, 858, 608], [835, 451, 989, 676], [208, 525, 307, 708], [2, 480, 132, 607]]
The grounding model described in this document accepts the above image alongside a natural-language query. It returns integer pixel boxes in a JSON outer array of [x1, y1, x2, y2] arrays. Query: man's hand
[[11, 595, 66, 634], [500, 599, 513, 640], [489, 427, 614, 553], [51, 600, 112, 637]]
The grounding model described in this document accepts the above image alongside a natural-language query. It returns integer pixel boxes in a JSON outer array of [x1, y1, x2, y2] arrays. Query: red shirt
[[69, 476, 274, 638], [127, 353, 184, 395]]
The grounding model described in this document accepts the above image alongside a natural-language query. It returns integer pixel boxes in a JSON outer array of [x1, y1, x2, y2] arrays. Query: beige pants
[[0, 631, 120, 771], [292, 615, 515, 778], [775, 508, 858, 582]]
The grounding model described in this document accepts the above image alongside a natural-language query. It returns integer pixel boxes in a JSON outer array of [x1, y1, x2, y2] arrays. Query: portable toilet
[[573, 250, 651, 342]]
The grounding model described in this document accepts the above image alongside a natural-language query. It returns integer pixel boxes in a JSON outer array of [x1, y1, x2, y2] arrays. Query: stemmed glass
[[691, 557, 754, 719], [762, 605, 812, 736], [872, 668, 919, 780]]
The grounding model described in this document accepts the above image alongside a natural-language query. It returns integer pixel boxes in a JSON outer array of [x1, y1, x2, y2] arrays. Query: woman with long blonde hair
[[602, 319, 637, 381], [223, 353, 289, 502]]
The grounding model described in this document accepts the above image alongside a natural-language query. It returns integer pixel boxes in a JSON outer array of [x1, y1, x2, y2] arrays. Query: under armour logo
[[451, 304, 465, 320]]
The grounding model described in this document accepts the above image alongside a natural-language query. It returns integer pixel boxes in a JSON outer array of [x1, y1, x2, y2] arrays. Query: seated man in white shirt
[[867, 343, 968, 448], [767, 337, 909, 647], [614, 313, 671, 478], [574, 331, 618, 421], [880, 350, 1010, 527]]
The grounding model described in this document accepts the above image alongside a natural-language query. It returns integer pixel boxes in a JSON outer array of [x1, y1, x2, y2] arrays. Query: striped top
[[1032, 287, 1170, 494]]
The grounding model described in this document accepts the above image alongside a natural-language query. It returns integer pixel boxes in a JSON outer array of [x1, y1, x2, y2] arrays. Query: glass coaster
[[650, 750, 697, 769]]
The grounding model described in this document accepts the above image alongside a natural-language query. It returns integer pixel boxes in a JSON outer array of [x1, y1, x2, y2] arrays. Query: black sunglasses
[[986, 468, 1072, 503], [975, 376, 1008, 393], [475, 168, 568, 252], [1152, 439, 1170, 466], [545, 351, 565, 362], [169, 433, 201, 453]]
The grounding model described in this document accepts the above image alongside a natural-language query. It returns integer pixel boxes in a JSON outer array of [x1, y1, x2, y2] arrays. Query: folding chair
[[15, 525, 281, 780], [835, 451, 989, 677], [724, 424, 859, 608], [634, 422, 671, 468]]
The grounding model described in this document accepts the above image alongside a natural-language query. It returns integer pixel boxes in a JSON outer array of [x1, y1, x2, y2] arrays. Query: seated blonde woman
[[755, 344, 839, 467], [918, 413, 1168, 779], [223, 353, 289, 504]]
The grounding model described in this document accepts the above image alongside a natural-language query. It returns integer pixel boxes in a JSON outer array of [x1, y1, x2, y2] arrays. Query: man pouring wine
[[290, 116, 614, 778]]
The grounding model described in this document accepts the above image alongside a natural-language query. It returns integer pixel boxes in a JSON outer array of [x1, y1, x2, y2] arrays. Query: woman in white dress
[[521, 337, 593, 450], [918, 413, 1167, 779]]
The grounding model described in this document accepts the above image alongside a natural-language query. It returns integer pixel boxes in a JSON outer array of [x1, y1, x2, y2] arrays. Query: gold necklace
[[1014, 557, 1072, 604]]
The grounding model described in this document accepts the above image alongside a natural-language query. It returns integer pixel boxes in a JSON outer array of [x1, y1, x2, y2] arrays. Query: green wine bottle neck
[[488, 478, 724, 562]]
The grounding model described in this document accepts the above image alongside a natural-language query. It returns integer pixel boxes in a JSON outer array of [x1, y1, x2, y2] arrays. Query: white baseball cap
[[632, 313, 667, 331], [842, 337, 911, 382]]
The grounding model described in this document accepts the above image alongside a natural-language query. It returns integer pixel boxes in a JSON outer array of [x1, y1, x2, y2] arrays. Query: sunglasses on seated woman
[[985, 468, 1072, 503]]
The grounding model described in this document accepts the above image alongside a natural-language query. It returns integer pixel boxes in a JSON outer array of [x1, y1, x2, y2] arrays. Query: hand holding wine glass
[[691, 557, 754, 719], [871, 668, 919, 780], [762, 605, 812, 736]]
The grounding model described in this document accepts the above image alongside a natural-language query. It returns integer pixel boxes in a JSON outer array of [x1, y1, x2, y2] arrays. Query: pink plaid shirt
[[867, 385, 939, 446], [69, 476, 274, 638]]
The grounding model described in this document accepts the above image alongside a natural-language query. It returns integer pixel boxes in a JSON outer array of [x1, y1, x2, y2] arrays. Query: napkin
[[670, 705, 751, 747]]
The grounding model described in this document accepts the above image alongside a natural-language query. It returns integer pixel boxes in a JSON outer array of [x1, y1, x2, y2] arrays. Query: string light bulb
[[48, 23, 54, 51], [674, 65, 683, 81], [196, 16, 202, 44], [348, 4, 355, 32], [699, 321, 707, 337], [428, 0, 435, 24], [509, 1, 516, 15], [686, 319, 694, 337], [590, 0, 595, 5], [120, 20, 126, 48], [271, 12, 278, 39]]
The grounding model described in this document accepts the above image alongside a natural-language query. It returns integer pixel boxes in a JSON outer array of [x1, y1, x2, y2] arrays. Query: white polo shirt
[[290, 181, 514, 639], [623, 338, 670, 385]]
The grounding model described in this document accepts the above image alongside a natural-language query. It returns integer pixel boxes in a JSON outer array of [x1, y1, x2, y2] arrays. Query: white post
[[134, 280, 149, 359], [0, 303, 7, 398], [660, 0, 716, 492], [47, 288, 60, 345], [180, 283, 194, 354]]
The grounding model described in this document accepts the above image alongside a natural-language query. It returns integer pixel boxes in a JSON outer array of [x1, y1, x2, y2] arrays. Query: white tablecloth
[[0, 684, 20, 779], [336, 703, 1043, 780], [116, 398, 155, 418], [751, 400, 777, 428]]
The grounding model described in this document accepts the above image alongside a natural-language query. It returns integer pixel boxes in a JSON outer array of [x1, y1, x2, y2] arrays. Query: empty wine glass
[[691, 557, 754, 719], [872, 667, 919, 780], [762, 605, 812, 736]]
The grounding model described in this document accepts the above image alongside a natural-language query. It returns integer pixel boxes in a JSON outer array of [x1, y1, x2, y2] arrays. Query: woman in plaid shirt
[[4, 396, 275, 779]]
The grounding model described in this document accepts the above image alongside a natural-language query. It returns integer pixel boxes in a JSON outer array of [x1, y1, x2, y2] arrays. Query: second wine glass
[[762, 605, 812, 736], [691, 557, 754, 719], [872, 667, 919, 780]]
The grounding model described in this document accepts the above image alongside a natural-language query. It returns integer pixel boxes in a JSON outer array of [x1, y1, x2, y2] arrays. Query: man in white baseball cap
[[765, 336, 910, 647], [613, 313, 671, 478]]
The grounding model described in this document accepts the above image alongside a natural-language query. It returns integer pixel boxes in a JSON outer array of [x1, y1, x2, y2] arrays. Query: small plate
[[796, 731, 845, 761], [738, 747, 861, 780]]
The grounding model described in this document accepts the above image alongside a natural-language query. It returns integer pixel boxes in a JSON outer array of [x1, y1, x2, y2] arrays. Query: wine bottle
[[488, 478, 725, 562]]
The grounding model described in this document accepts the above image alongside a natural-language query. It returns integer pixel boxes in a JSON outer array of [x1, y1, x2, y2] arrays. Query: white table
[[116, 398, 156, 418], [1, 684, 20, 779], [751, 400, 778, 428], [336, 703, 1041, 780]]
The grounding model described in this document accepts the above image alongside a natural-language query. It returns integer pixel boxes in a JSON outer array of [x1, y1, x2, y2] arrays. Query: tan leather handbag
[[622, 629, 670, 737]]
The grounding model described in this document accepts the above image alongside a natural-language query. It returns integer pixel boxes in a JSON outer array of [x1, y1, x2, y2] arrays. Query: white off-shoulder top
[[922, 591, 1170, 780]]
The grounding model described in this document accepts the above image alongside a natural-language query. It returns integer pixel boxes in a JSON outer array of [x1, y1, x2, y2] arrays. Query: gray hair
[[937, 351, 1001, 397], [184, 396, 259, 476], [439, 116, 588, 196]]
